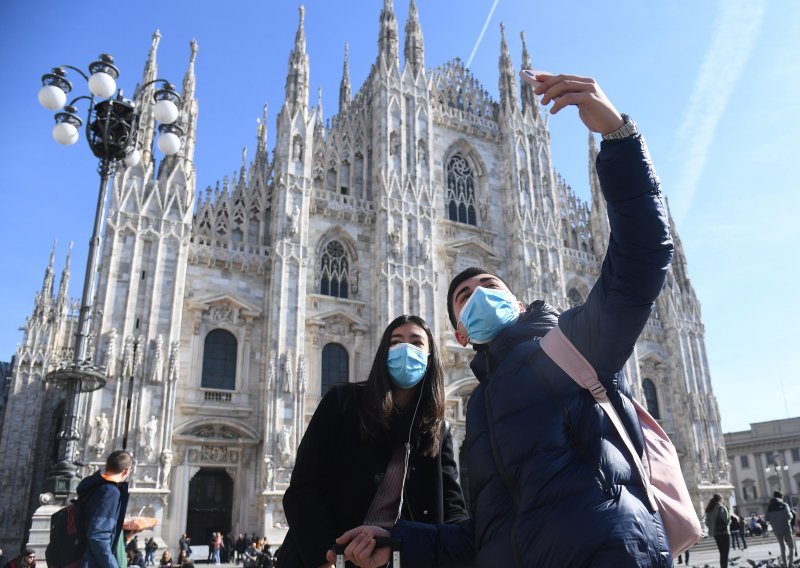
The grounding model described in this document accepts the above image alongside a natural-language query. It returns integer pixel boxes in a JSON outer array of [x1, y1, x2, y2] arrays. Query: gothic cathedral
[[0, 0, 732, 550]]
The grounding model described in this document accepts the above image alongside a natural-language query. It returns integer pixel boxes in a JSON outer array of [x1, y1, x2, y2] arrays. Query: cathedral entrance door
[[186, 468, 233, 547]]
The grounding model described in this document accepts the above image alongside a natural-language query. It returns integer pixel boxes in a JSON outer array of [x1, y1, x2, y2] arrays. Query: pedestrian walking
[[766, 491, 796, 567], [78, 450, 132, 568]]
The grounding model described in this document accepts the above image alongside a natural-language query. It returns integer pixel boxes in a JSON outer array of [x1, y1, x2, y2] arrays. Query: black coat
[[281, 382, 468, 567]]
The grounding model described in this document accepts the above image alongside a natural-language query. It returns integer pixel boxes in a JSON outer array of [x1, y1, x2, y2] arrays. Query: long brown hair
[[358, 315, 445, 457]]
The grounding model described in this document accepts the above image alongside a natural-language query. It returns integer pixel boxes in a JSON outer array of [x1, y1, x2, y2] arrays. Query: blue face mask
[[386, 343, 428, 389], [458, 286, 521, 344]]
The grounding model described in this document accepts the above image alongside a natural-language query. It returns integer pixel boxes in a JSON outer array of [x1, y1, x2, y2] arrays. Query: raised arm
[[522, 72, 673, 374]]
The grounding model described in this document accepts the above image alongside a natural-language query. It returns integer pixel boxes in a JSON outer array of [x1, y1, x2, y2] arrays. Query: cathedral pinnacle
[[42, 240, 57, 299], [378, 0, 399, 71], [283, 5, 310, 116], [498, 23, 519, 114], [257, 104, 268, 157], [140, 30, 161, 91], [56, 241, 73, 308], [519, 31, 538, 116], [339, 43, 351, 113], [316, 86, 324, 125], [404, 0, 425, 77]]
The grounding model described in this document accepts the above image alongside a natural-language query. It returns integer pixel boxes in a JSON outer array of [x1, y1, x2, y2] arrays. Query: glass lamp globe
[[124, 149, 141, 167], [88, 72, 116, 98], [157, 132, 181, 155], [38, 85, 66, 110], [52, 122, 79, 145], [154, 99, 179, 124]]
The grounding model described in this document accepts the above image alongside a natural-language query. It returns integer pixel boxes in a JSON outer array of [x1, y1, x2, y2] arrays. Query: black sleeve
[[282, 387, 348, 567], [440, 424, 469, 523]]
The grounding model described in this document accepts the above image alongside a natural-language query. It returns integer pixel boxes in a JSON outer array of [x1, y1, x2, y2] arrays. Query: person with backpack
[[766, 491, 796, 567], [144, 538, 158, 566], [333, 70, 675, 567], [77, 450, 132, 568]]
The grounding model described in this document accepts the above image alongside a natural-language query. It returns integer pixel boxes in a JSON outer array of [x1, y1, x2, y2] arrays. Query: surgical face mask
[[458, 286, 521, 344], [386, 343, 428, 389]]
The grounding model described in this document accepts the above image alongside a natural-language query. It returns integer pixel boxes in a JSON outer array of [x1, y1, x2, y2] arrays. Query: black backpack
[[45, 487, 97, 568]]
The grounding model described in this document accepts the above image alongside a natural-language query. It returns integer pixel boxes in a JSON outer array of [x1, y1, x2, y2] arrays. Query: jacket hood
[[767, 497, 785, 512], [76, 470, 118, 498], [470, 300, 559, 382]]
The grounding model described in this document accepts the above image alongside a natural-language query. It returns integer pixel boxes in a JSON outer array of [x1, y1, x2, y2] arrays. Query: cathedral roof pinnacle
[[498, 23, 518, 114], [519, 30, 539, 116], [378, 0, 399, 71], [339, 43, 351, 113], [283, 5, 310, 116], [404, 0, 425, 77]]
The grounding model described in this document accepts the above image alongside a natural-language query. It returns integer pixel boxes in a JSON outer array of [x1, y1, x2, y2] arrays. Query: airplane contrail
[[466, 0, 501, 68]]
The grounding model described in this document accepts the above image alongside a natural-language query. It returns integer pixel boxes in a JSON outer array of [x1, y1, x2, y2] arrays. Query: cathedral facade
[[0, 0, 732, 551]]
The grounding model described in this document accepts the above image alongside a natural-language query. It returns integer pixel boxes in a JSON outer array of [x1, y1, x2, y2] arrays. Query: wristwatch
[[602, 114, 638, 141]]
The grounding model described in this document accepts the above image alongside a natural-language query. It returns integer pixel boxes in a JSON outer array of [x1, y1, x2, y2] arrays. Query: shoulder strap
[[540, 326, 657, 512]]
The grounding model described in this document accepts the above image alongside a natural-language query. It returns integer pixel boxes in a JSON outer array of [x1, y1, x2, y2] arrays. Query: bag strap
[[540, 326, 657, 512]]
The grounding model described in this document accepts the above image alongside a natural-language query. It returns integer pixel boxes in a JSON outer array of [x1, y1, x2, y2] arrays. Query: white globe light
[[38, 85, 66, 110], [157, 132, 181, 155], [88, 72, 116, 98], [52, 122, 79, 145], [154, 99, 179, 124], [124, 149, 141, 167]]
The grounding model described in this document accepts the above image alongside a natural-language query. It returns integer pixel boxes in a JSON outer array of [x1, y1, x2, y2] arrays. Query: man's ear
[[454, 325, 469, 347], [517, 300, 526, 313]]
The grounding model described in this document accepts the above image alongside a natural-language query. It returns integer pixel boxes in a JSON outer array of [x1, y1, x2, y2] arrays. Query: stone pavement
[[173, 538, 798, 567], [680, 536, 799, 567]]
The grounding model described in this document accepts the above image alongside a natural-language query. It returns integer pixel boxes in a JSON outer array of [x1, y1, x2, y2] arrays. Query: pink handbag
[[541, 326, 703, 556]]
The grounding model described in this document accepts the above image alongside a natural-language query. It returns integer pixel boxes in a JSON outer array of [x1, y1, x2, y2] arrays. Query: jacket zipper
[[483, 383, 524, 567]]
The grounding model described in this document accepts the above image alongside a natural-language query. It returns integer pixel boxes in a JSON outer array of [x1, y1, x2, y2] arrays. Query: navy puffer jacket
[[393, 134, 674, 567]]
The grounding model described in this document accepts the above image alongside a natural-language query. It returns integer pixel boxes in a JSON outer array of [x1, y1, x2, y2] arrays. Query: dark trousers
[[714, 534, 731, 568]]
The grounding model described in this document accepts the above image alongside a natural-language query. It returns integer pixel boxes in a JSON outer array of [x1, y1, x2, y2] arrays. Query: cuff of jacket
[[597, 134, 661, 204]]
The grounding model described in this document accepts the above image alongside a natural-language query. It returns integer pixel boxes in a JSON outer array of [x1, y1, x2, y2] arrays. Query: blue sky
[[0, 0, 797, 433]]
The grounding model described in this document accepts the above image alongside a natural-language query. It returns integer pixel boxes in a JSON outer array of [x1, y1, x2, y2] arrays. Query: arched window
[[642, 378, 660, 419], [320, 240, 350, 299], [446, 155, 477, 225], [321, 343, 349, 395], [201, 329, 237, 390], [567, 287, 584, 308]]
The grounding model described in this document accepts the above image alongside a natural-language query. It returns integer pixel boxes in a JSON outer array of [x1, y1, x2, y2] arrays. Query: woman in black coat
[[281, 315, 469, 567]]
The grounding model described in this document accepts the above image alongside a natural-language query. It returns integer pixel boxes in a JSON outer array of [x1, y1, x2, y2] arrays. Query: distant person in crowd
[[144, 537, 158, 566], [178, 533, 191, 557], [127, 548, 145, 568], [282, 314, 468, 567], [730, 513, 743, 550], [235, 534, 246, 564], [0, 548, 11, 568], [8, 549, 36, 568], [766, 491, 796, 567], [78, 450, 132, 568], [242, 542, 259, 568], [176, 551, 193, 568], [158, 551, 172, 567], [705, 493, 731, 568]]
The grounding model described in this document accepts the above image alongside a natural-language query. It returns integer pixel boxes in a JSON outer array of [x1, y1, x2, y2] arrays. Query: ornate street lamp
[[764, 451, 789, 493], [37, 53, 183, 498]]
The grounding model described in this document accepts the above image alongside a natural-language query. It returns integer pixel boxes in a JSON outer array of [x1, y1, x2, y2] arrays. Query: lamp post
[[37, 53, 183, 498], [764, 451, 789, 493]]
